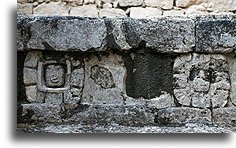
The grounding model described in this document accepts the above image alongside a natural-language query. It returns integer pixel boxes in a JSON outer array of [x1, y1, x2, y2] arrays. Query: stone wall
[[17, 14, 235, 128], [17, 0, 235, 18]]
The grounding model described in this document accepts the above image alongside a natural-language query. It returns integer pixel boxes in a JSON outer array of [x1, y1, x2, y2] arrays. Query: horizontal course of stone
[[17, 14, 235, 129], [17, 14, 235, 53]]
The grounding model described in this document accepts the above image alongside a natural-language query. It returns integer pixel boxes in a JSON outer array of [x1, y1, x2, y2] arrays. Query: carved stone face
[[45, 64, 65, 88]]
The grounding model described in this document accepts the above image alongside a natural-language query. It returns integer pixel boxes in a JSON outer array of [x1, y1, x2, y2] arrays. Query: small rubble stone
[[118, 0, 143, 7], [22, 103, 62, 122], [18, 0, 28, 4], [70, 5, 98, 17], [155, 107, 212, 126], [70, 68, 84, 88], [212, 107, 236, 127], [207, 0, 235, 12], [23, 68, 37, 85], [144, 0, 173, 9], [45, 93, 63, 104], [64, 91, 81, 105], [36, 91, 45, 103], [102, 3, 113, 8], [33, 2, 69, 16], [176, 0, 208, 8], [129, 7, 162, 18], [24, 51, 42, 68], [17, 3, 33, 14], [99, 8, 127, 18], [147, 92, 175, 109], [25, 86, 37, 102], [84, 0, 96, 4]]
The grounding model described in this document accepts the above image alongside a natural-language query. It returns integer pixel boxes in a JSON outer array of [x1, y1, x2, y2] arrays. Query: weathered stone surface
[[227, 54, 235, 106], [70, 5, 98, 17], [64, 0, 83, 6], [125, 52, 174, 99], [18, 0, 28, 4], [118, 0, 143, 7], [26, 15, 107, 51], [84, 0, 96, 4], [17, 3, 33, 14], [145, 0, 173, 9], [33, 2, 69, 15], [129, 7, 162, 18], [155, 107, 212, 126], [23, 68, 37, 85], [99, 8, 127, 18], [102, 3, 113, 8], [70, 68, 84, 87], [212, 107, 235, 127], [64, 90, 81, 105], [36, 91, 45, 103], [185, 3, 208, 15], [63, 104, 154, 126], [22, 103, 62, 122], [17, 14, 195, 53], [45, 93, 63, 104], [25, 86, 37, 102], [173, 53, 230, 108], [45, 64, 65, 88], [163, 9, 185, 16], [176, 0, 207, 8], [82, 53, 125, 105], [207, 0, 235, 12], [196, 15, 235, 53], [24, 51, 42, 68]]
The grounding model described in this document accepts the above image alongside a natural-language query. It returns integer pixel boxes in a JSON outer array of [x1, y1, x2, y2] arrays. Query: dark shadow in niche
[[123, 48, 176, 99]]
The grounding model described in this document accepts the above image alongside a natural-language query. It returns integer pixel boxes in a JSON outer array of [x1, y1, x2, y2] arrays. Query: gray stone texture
[[22, 103, 62, 123], [45, 64, 65, 88], [17, 14, 197, 53], [70, 68, 84, 88], [25, 85, 37, 102], [118, 0, 143, 7], [212, 107, 236, 127], [82, 53, 125, 105], [196, 15, 235, 53], [173, 53, 231, 108], [23, 68, 37, 85], [155, 107, 212, 126], [24, 51, 42, 68], [45, 93, 63, 104]]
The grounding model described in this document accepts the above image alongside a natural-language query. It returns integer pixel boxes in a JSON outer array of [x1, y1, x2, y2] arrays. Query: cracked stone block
[[196, 16, 235, 53], [45, 93, 63, 104], [22, 103, 62, 123], [173, 53, 230, 108], [155, 107, 212, 126], [125, 52, 174, 99], [24, 51, 42, 68], [23, 68, 37, 85], [25, 85, 37, 103], [82, 52, 125, 105], [212, 107, 235, 127], [70, 68, 84, 88], [45, 64, 65, 88]]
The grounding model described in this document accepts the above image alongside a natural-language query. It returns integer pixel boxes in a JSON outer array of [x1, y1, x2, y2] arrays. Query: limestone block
[[36, 91, 45, 103], [196, 16, 235, 53], [212, 107, 236, 127], [99, 8, 127, 18], [147, 92, 175, 109], [70, 68, 84, 87], [24, 51, 42, 68], [102, 3, 113, 8], [70, 5, 99, 17], [81, 53, 125, 105], [23, 68, 37, 85], [45, 93, 63, 104], [84, 0, 96, 4], [118, 0, 143, 7], [18, 0, 28, 4], [163, 9, 185, 16], [185, 3, 208, 15], [173, 54, 230, 108], [129, 7, 162, 18], [25, 85, 37, 102], [207, 0, 235, 12], [227, 54, 235, 106], [64, 0, 83, 6], [22, 103, 62, 122], [33, 2, 69, 16], [155, 107, 212, 126], [17, 3, 33, 14], [176, 0, 208, 8], [145, 0, 173, 9]]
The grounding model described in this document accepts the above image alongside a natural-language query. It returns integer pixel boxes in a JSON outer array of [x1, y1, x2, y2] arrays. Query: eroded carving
[[45, 64, 65, 88], [173, 53, 230, 108]]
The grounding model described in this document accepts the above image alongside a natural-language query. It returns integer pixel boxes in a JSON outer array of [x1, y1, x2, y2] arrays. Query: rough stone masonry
[[17, 13, 235, 131]]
